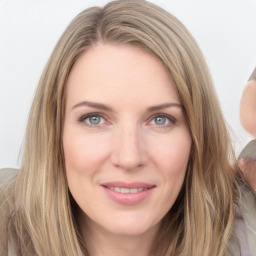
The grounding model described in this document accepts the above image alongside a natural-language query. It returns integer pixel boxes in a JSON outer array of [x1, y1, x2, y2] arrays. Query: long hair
[[0, 0, 240, 255]]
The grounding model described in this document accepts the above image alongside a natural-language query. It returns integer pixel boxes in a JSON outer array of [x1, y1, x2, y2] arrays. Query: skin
[[239, 78, 256, 190], [63, 43, 191, 256], [240, 79, 256, 138]]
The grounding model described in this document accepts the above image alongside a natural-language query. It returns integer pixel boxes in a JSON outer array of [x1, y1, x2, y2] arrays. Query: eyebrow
[[146, 103, 182, 112], [72, 101, 113, 111], [72, 101, 182, 112]]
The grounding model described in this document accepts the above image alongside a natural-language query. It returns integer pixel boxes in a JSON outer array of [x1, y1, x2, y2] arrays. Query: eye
[[79, 113, 106, 127], [87, 116, 103, 125], [148, 114, 176, 127], [154, 116, 168, 125]]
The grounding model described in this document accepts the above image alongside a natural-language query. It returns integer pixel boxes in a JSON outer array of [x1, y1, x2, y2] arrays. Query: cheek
[[62, 130, 108, 205], [150, 130, 191, 207], [63, 130, 109, 172], [151, 130, 191, 175], [157, 132, 191, 207], [63, 134, 87, 172], [63, 133, 88, 199]]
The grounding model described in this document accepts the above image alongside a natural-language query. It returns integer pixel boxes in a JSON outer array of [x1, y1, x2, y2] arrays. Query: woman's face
[[63, 44, 191, 239]]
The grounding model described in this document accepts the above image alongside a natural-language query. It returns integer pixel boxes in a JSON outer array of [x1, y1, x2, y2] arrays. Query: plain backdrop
[[0, 0, 256, 168]]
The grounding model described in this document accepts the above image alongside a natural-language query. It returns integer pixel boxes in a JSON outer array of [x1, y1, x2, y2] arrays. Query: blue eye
[[154, 116, 168, 125], [87, 116, 102, 125], [149, 114, 176, 127], [80, 114, 105, 126]]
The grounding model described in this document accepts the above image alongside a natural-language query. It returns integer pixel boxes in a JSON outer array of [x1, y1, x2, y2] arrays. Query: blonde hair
[[1, 0, 240, 255]]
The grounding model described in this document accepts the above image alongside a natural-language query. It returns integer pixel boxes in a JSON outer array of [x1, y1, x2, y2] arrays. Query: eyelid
[[79, 112, 103, 121], [79, 112, 110, 127], [147, 113, 177, 126]]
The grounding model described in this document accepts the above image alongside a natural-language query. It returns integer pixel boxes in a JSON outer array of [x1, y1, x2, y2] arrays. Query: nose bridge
[[111, 122, 147, 169]]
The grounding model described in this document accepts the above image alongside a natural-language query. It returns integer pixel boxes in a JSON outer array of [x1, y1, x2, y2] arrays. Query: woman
[[0, 0, 255, 255]]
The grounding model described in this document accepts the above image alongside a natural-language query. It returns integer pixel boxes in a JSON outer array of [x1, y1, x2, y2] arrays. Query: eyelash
[[147, 113, 177, 128], [78, 113, 177, 128], [79, 113, 108, 128]]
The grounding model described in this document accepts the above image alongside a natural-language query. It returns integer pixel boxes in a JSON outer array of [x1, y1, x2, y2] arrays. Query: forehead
[[65, 43, 180, 109]]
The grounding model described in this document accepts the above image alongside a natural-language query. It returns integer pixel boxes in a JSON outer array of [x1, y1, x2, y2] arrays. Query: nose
[[110, 125, 148, 170]]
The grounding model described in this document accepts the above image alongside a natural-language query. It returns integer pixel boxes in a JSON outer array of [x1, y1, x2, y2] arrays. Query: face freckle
[[63, 43, 191, 242]]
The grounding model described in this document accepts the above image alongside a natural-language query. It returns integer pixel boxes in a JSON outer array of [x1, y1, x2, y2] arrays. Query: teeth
[[120, 188, 129, 193], [109, 187, 145, 193]]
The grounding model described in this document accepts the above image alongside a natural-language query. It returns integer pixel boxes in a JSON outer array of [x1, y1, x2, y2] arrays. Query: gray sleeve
[[248, 67, 256, 81], [238, 140, 256, 161], [239, 190, 256, 256]]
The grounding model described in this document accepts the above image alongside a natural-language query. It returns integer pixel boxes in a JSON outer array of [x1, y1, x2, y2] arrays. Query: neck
[[79, 214, 159, 256]]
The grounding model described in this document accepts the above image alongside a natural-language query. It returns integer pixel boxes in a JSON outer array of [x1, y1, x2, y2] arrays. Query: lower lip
[[102, 186, 154, 205]]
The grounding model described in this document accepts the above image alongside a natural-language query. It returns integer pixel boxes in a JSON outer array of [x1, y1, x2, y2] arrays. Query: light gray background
[[0, 0, 256, 168]]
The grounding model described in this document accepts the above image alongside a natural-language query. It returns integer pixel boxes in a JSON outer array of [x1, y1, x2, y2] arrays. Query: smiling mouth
[[104, 186, 147, 194], [101, 182, 155, 204]]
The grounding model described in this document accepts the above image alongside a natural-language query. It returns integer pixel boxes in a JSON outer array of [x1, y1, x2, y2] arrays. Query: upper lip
[[101, 182, 155, 189]]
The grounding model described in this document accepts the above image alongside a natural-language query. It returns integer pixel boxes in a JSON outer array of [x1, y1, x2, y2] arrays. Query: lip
[[101, 182, 155, 205], [102, 182, 155, 189]]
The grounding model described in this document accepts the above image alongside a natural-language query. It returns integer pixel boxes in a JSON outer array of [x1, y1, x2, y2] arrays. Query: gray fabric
[[239, 140, 256, 161], [0, 168, 17, 256], [231, 206, 251, 256], [239, 190, 256, 256], [0, 168, 17, 186], [249, 67, 256, 81]]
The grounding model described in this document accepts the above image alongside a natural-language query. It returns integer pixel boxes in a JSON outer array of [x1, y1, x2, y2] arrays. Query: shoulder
[[0, 169, 18, 255], [239, 190, 256, 255], [0, 168, 18, 186], [0, 168, 18, 206]]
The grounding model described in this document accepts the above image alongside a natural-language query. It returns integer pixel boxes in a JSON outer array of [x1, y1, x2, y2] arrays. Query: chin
[[102, 214, 160, 237]]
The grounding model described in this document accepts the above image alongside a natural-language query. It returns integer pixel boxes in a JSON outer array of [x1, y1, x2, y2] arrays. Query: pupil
[[89, 116, 101, 124], [155, 116, 166, 125]]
